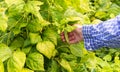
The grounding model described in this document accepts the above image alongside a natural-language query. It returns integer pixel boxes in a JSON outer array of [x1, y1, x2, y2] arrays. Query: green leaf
[[7, 51, 26, 72], [64, 7, 83, 18], [21, 68, 34, 72], [108, 4, 120, 16], [95, 11, 107, 19], [12, 22, 28, 35], [43, 28, 57, 45], [69, 43, 83, 57], [26, 52, 44, 71], [7, 17, 18, 30], [36, 41, 55, 59], [29, 32, 42, 44], [5, 0, 24, 7], [23, 39, 31, 47], [0, 59, 4, 72], [58, 59, 73, 72], [48, 60, 60, 72], [5, 0, 25, 17], [64, 25, 76, 32], [91, 19, 102, 24], [22, 46, 31, 54], [10, 36, 24, 51], [0, 43, 12, 62], [60, 53, 77, 61], [96, 57, 111, 68], [24, 1, 43, 20], [79, 0, 91, 13], [27, 19, 42, 32], [0, 19, 7, 32], [103, 54, 112, 61]]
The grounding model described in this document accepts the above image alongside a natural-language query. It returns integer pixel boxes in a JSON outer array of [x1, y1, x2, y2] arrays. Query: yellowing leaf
[[79, 0, 91, 13], [58, 59, 73, 72], [91, 19, 102, 24], [26, 52, 44, 71], [29, 33, 42, 44], [0, 43, 12, 62], [95, 11, 107, 19], [0, 60, 4, 72], [5, 0, 24, 7], [0, 20, 7, 32], [103, 55, 112, 61], [36, 41, 55, 59], [7, 51, 26, 72], [43, 28, 57, 45], [24, 1, 43, 20]]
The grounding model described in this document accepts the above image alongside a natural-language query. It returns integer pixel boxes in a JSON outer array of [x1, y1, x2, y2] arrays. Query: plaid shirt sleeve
[[82, 15, 120, 51]]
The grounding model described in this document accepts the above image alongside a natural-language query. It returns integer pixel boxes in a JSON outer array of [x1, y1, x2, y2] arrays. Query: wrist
[[73, 24, 84, 41], [78, 27, 84, 41]]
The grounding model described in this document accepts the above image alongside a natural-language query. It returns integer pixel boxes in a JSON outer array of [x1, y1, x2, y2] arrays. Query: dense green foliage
[[0, 0, 120, 72]]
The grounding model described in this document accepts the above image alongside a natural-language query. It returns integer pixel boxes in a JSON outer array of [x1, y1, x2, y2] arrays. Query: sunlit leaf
[[0, 43, 12, 62], [21, 68, 34, 72], [7, 51, 26, 72], [0, 20, 7, 32], [36, 41, 55, 59], [26, 52, 44, 71], [43, 28, 57, 45], [0, 59, 4, 72], [58, 58, 73, 72], [10, 36, 24, 51], [29, 33, 42, 44], [69, 43, 83, 57]]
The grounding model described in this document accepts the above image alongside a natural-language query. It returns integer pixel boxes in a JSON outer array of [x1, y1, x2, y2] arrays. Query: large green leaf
[[69, 43, 83, 57], [0, 59, 4, 72], [26, 52, 44, 71], [27, 19, 42, 32], [43, 28, 57, 45], [10, 36, 24, 51], [49, 60, 60, 72], [36, 41, 55, 59], [7, 51, 26, 72], [0, 43, 12, 62], [29, 32, 42, 44]]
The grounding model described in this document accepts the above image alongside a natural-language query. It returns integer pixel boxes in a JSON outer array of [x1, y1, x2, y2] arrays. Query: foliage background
[[0, 0, 120, 72]]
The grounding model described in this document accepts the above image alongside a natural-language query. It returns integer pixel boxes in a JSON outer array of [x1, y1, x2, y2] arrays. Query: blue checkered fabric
[[82, 15, 120, 50]]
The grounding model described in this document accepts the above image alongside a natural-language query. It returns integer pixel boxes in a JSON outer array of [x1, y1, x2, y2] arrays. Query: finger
[[69, 39, 77, 44], [68, 32, 74, 37], [69, 38, 79, 44], [60, 35, 65, 41], [69, 36, 75, 41], [60, 32, 64, 36], [69, 33, 79, 44]]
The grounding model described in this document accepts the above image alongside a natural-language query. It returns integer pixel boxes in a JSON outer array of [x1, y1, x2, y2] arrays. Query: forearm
[[82, 15, 120, 50]]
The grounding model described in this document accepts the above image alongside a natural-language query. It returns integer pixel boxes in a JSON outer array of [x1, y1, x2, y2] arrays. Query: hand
[[60, 24, 83, 44]]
